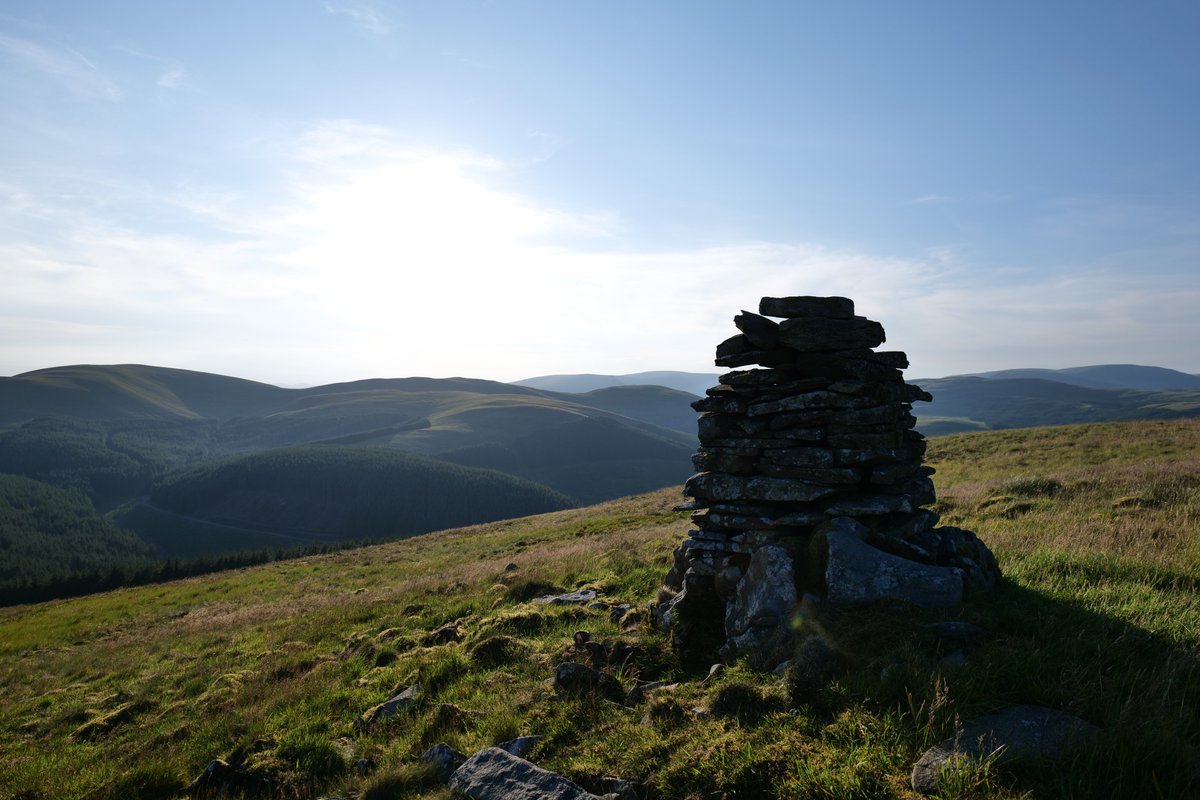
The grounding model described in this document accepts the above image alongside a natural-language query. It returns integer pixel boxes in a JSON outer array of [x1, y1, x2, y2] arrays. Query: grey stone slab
[[356, 684, 420, 730], [748, 390, 876, 417], [825, 495, 912, 516], [734, 310, 781, 349], [497, 735, 544, 758], [760, 447, 835, 468], [421, 742, 467, 782], [534, 589, 598, 606], [685, 472, 839, 503], [777, 315, 885, 352], [449, 747, 602, 800], [823, 522, 963, 607], [725, 545, 797, 638], [759, 295, 855, 319], [716, 348, 796, 369]]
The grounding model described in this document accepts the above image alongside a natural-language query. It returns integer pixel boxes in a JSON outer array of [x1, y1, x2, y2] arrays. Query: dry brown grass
[[939, 456, 1200, 565]]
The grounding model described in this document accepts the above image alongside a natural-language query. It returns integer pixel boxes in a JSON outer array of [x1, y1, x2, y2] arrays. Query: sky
[[2, 1, 1199, 386]]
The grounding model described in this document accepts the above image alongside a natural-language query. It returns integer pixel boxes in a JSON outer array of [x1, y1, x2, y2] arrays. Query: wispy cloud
[[114, 45, 188, 90], [156, 64, 187, 88], [3, 122, 1199, 384], [0, 33, 122, 100], [323, 1, 391, 36]]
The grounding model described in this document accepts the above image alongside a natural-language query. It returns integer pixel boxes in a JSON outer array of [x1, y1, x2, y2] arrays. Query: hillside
[[509, 364, 1200, 437], [551, 385, 698, 434], [0, 366, 697, 591], [0, 364, 290, 423], [917, 376, 1200, 435], [0, 474, 149, 588], [514, 370, 719, 396], [1, 418, 1196, 799], [0, 367, 695, 483], [968, 364, 1200, 391], [127, 446, 572, 553]]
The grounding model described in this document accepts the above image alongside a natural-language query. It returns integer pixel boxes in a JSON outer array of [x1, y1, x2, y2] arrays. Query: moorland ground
[[1, 418, 1198, 799]]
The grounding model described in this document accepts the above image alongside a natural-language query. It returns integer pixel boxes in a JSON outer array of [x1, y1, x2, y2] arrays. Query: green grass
[[1, 419, 1198, 798]]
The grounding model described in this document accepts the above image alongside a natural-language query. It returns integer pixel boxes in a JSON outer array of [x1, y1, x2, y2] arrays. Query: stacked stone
[[659, 296, 998, 663]]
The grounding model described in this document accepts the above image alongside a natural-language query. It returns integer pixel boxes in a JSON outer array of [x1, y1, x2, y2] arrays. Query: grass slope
[[1, 419, 1197, 799]]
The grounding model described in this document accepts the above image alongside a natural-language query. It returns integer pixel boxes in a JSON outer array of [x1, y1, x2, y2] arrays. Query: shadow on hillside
[[877, 566, 1200, 797]]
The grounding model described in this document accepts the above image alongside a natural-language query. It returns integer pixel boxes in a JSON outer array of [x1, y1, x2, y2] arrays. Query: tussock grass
[[1, 419, 1198, 798]]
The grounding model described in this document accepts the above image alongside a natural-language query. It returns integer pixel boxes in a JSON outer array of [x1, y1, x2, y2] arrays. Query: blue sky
[[2, 1, 1198, 385]]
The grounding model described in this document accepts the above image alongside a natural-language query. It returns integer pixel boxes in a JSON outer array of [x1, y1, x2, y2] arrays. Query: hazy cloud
[[323, 1, 391, 36], [908, 193, 951, 205], [112, 45, 189, 90], [3, 122, 1199, 384], [155, 63, 187, 89]]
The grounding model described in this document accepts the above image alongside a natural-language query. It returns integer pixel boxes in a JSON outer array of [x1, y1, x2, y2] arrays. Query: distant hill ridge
[[518, 364, 1200, 395], [2, 365, 554, 424], [512, 363, 1200, 437], [946, 364, 1200, 391], [514, 370, 717, 396], [3, 364, 701, 429]]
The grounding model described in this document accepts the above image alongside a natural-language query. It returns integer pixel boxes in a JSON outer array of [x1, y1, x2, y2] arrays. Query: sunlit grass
[[1, 420, 1198, 798]]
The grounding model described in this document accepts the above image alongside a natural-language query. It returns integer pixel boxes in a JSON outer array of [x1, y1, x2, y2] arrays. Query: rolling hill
[[7, 361, 1200, 598], [916, 376, 1200, 435], [965, 363, 1200, 391], [521, 364, 1200, 436], [0, 364, 290, 422], [121, 445, 572, 553], [0, 474, 150, 588], [0, 366, 698, 591], [513, 370, 718, 396]]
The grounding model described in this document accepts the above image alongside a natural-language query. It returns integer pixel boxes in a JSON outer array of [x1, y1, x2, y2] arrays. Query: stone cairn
[[656, 296, 999, 664]]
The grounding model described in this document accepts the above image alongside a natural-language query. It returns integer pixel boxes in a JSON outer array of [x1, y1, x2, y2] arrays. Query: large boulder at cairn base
[[823, 519, 964, 607], [725, 545, 797, 644]]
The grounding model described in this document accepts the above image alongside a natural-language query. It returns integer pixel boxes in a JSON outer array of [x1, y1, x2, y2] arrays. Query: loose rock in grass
[[421, 742, 466, 783], [553, 661, 624, 702], [355, 684, 421, 730], [911, 705, 1101, 794]]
